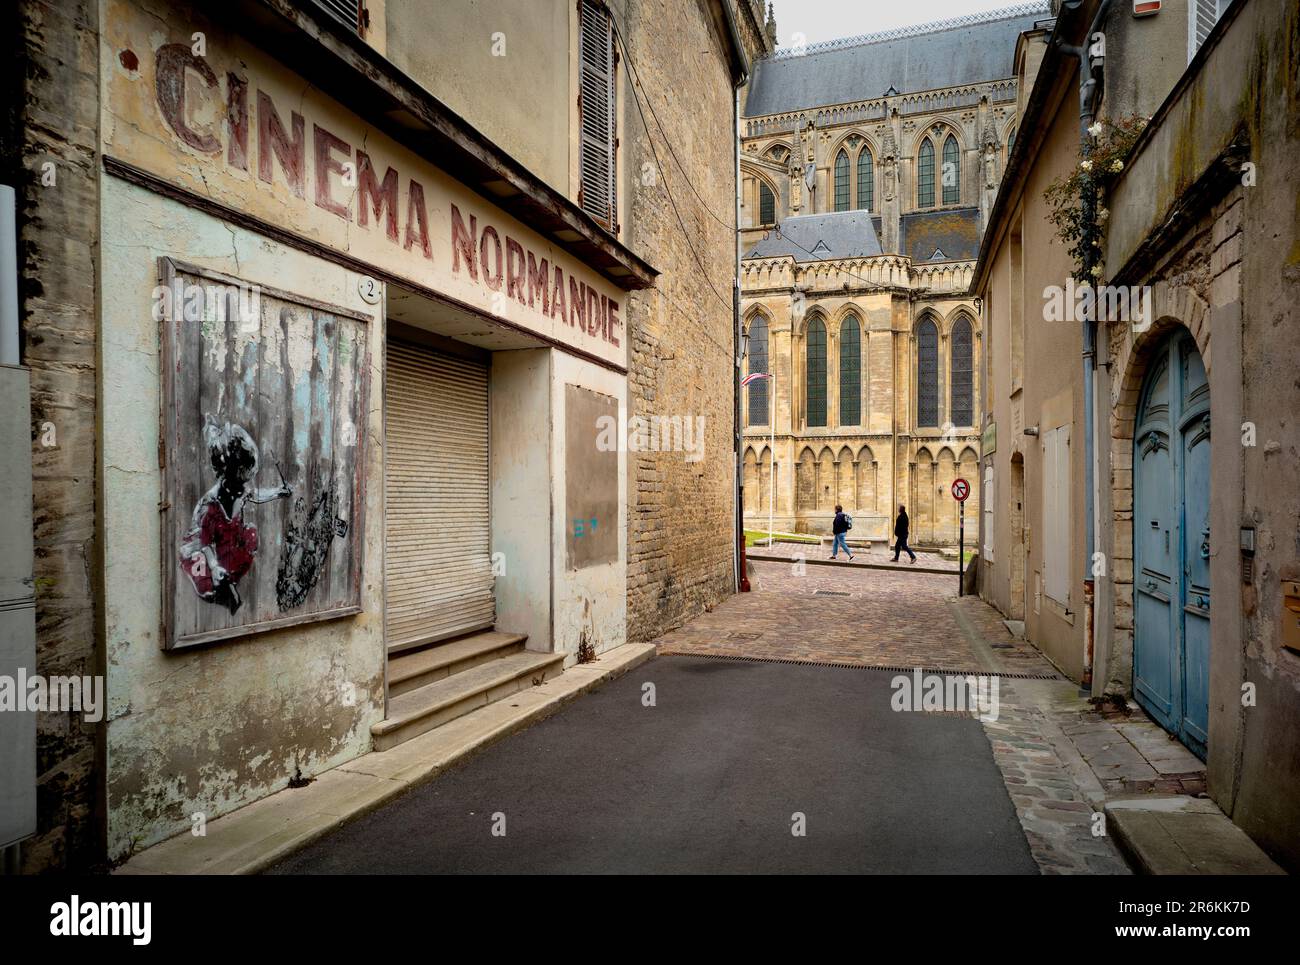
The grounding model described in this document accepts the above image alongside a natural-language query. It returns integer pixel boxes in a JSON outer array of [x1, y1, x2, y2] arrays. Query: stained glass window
[[918, 139, 935, 209], [917, 318, 939, 427], [839, 315, 861, 426], [806, 318, 827, 428]]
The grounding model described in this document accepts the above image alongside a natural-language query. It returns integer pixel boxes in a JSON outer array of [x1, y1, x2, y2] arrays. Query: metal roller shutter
[[384, 341, 494, 653]]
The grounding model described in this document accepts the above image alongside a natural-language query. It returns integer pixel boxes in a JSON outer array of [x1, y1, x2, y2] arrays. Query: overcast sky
[[767, 0, 1044, 46]]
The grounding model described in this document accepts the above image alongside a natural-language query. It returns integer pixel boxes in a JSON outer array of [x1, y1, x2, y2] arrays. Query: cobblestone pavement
[[656, 561, 984, 670], [652, 561, 1216, 874], [747, 538, 960, 572]]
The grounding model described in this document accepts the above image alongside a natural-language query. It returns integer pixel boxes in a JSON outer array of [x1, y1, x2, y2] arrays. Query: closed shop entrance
[[384, 339, 494, 654]]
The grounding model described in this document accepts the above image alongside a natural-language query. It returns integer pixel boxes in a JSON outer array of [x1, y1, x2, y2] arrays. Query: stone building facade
[[3, 0, 760, 871], [737, 3, 1048, 543], [976, 0, 1300, 871]]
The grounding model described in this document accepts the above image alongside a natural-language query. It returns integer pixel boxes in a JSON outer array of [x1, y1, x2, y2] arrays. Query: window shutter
[[983, 463, 994, 560], [1043, 425, 1070, 604], [579, 0, 617, 229], [1189, 0, 1222, 61], [312, 0, 363, 33]]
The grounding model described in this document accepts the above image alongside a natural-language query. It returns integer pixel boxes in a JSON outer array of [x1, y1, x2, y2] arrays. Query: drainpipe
[[1055, 0, 1110, 688], [723, 0, 750, 594]]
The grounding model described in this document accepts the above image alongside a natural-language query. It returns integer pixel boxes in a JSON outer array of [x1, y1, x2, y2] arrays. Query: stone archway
[[1105, 305, 1211, 695]]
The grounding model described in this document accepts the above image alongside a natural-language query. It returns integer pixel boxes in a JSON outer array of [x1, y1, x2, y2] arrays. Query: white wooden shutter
[[983, 463, 994, 560], [1188, 0, 1223, 62], [579, 0, 617, 229], [1043, 425, 1070, 604], [384, 342, 494, 653]]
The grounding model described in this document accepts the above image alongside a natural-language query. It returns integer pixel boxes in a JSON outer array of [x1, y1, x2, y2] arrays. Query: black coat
[[894, 511, 910, 539], [832, 511, 849, 534]]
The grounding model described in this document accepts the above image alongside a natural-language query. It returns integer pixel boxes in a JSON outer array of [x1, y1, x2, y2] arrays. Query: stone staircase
[[372, 630, 565, 751]]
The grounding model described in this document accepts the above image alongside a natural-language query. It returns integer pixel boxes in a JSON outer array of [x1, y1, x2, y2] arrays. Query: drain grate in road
[[667, 651, 1063, 680], [813, 590, 851, 596]]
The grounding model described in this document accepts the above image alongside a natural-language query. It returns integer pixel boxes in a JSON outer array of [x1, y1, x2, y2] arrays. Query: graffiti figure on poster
[[180, 416, 291, 614]]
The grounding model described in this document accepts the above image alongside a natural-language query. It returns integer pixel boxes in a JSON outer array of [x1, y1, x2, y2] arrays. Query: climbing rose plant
[[1043, 114, 1148, 283]]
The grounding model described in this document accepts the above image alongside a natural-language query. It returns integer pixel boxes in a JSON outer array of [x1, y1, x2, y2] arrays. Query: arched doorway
[[1132, 329, 1210, 759]]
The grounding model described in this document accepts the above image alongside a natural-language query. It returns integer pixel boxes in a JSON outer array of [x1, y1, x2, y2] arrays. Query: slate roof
[[744, 210, 883, 262], [744, 3, 1049, 117], [901, 208, 981, 263]]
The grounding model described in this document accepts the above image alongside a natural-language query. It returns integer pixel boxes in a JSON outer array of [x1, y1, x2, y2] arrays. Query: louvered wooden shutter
[[384, 342, 494, 653], [313, 0, 362, 33], [579, 0, 617, 229], [1189, 0, 1221, 61]]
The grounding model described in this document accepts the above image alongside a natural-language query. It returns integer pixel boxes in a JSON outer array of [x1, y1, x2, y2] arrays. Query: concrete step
[[1105, 796, 1286, 874], [372, 649, 565, 751], [388, 630, 527, 698]]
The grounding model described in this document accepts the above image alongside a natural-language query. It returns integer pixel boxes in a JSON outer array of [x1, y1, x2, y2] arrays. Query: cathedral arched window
[[834, 150, 850, 212], [806, 317, 827, 427], [917, 317, 939, 427], [759, 181, 775, 226], [942, 135, 960, 205], [857, 149, 874, 212], [1007, 126, 1016, 158], [950, 315, 973, 427], [839, 314, 861, 426], [747, 314, 769, 426], [917, 139, 935, 209]]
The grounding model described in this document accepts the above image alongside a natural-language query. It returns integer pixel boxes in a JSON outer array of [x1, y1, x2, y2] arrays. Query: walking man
[[892, 504, 917, 563], [830, 504, 854, 561]]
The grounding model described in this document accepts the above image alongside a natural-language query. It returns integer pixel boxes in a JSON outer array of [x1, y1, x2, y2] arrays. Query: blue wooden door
[[1133, 332, 1210, 759]]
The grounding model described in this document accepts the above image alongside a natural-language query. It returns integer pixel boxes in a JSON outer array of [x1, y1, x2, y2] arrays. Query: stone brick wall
[[6, 0, 102, 871], [620, 0, 768, 641]]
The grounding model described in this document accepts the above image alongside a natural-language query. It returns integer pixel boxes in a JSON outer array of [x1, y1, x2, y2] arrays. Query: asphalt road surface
[[270, 655, 1037, 874]]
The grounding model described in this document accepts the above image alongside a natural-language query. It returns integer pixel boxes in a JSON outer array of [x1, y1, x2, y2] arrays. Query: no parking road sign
[[951, 478, 970, 502]]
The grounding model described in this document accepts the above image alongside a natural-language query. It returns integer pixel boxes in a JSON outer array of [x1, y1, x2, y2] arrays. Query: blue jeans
[[831, 532, 850, 558]]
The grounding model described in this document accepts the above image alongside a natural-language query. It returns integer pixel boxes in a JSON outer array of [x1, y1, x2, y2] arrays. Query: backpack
[[844, 514, 853, 530]]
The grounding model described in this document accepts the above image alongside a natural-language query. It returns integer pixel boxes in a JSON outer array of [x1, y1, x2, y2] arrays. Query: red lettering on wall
[[569, 276, 586, 331], [607, 300, 620, 347], [405, 179, 432, 259], [526, 253, 550, 313], [550, 266, 567, 324], [313, 124, 351, 219], [357, 151, 399, 242], [257, 90, 305, 198], [450, 204, 477, 278], [226, 72, 249, 171], [480, 226, 503, 292], [506, 238, 527, 304], [155, 45, 220, 154]]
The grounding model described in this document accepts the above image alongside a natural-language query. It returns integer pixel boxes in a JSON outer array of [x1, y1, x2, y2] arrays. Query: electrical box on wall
[[1282, 581, 1300, 654]]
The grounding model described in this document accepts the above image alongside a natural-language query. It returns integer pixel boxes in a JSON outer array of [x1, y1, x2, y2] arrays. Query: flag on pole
[[740, 372, 772, 386]]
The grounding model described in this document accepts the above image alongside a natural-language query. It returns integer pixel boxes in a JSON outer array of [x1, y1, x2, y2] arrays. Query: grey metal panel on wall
[[384, 341, 494, 653], [0, 364, 36, 849]]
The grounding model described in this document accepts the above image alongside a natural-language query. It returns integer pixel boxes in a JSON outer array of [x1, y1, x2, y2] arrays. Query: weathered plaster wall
[[490, 348, 553, 652], [383, 0, 571, 197], [9, 0, 103, 873], [552, 351, 626, 663], [1102, 0, 1300, 871], [100, 179, 385, 858]]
